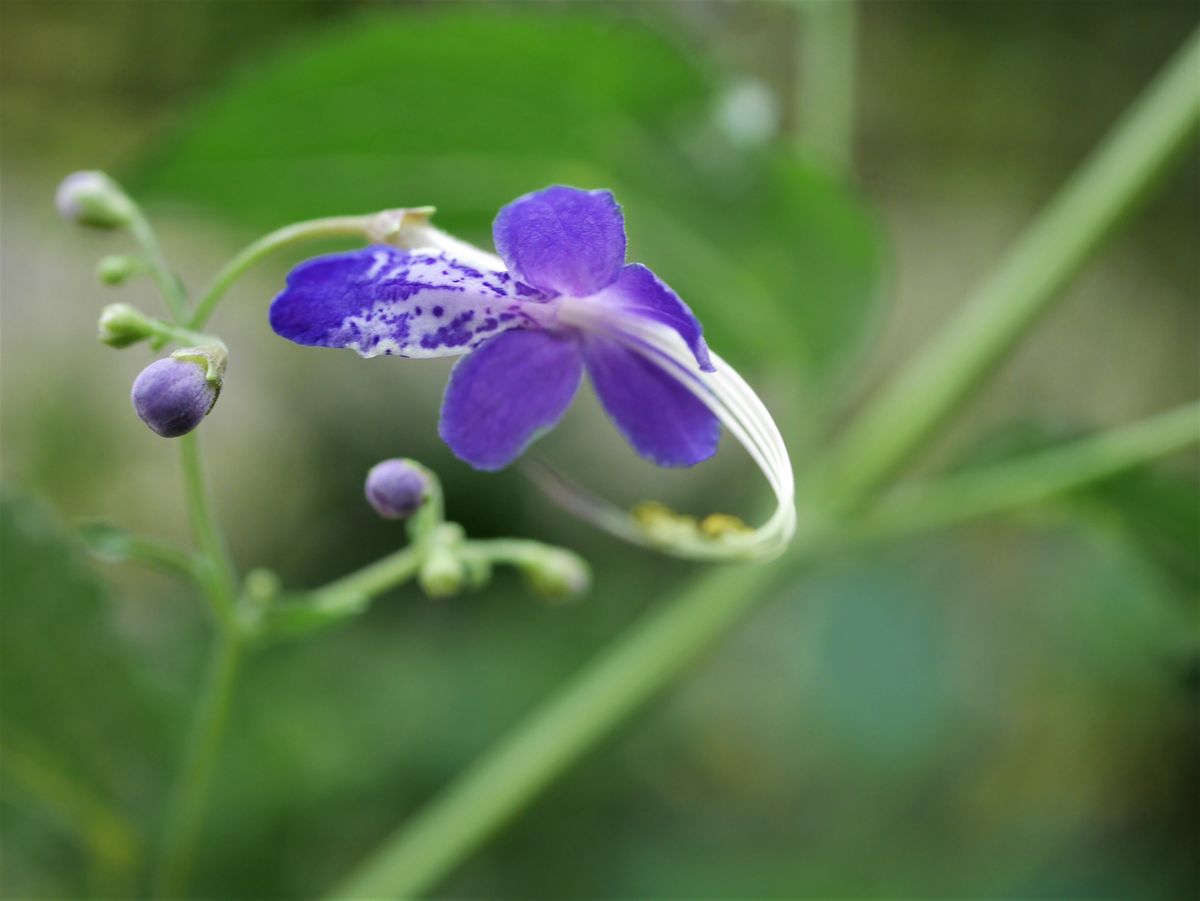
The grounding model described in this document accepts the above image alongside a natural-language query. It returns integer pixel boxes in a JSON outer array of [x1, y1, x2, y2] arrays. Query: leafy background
[[1, 1, 1197, 898]]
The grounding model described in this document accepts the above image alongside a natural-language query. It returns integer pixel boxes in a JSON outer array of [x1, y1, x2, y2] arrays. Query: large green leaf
[[0, 492, 166, 898], [136, 10, 883, 383]]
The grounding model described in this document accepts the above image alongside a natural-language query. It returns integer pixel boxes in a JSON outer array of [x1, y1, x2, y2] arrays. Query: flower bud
[[130, 351, 222, 438], [96, 254, 141, 285], [365, 458, 430, 520], [55, 171, 134, 229], [519, 547, 590, 603], [98, 303, 154, 348], [419, 545, 466, 598]]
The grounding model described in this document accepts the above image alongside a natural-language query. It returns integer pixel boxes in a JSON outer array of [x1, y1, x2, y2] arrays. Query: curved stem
[[821, 28, 1200, 510], [128, 208, 190, 324], [189, 216, 375, 329], [154, 632, 242, 898]]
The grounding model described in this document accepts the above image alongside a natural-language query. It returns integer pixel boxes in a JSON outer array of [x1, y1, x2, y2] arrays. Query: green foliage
[[136, 10, 883, 384], [0, 492, 167, 898]]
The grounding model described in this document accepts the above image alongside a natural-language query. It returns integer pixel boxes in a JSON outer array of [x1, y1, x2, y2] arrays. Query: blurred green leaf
[[952, 421, 1200, 598], [0, 491, 166, 897], [136, 10, 883, 383]]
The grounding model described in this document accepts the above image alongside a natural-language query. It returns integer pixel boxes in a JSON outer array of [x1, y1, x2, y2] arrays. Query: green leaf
[[0, 491, 165, 897], [135, 10, 883, 383]]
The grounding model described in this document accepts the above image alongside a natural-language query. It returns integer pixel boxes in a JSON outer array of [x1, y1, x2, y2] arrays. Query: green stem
[[856, 401, 1200, 542], [327, 34, 1200, 899], [153, 434, 243, 897], [190, 215, 375, 330], [154, 632, 242, 898], [325, 560, 793, 900], [309, 544, 426, 610], [178, 433, 238, 631], [795, 0, 858, 172], [128, 207, 190, 324], [822, 28, 1200, 509]]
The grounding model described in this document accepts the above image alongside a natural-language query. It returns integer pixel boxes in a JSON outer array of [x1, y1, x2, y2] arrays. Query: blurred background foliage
[[1, 1, 1197, 898]]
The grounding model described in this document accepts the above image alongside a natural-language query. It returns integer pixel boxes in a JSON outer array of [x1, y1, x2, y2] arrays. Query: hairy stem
[[822, 28, 1200, 509], [154, 632, 242, 898], [190, 215, 375, 329]]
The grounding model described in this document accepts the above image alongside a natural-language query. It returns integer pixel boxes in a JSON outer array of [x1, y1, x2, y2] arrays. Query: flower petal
[[581, 335, 720, 467], [493, 186, 626, 296], [439, 329, 583, 471], [590, 264, 713, 371], [270, 245, 544, 358]]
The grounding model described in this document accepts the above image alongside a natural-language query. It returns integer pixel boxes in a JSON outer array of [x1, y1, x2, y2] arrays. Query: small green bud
[[97, 303, 154, 347], [55, 171, 134, 229], [244, 567, 282, 606], [419, 545, 466, 598], [520, 548, 590, 603], [96, 254, 142, 285]]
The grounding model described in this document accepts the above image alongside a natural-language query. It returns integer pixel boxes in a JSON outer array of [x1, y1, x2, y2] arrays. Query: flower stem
[[127, 207, 190, 324], [821, 28, 1200, 510], [326, 32, 1200, 899], [153, 630, 242, 899], [178, 433, 239, 631], [795, 0, 858, 172], [309, 544, 426, 610], [153, 432, 242, 897], [189, 215, 375, 330]]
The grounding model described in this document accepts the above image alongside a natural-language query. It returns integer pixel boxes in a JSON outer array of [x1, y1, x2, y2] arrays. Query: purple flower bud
[[130, 357, 219, 438], [365, 459, 429, 519], [55, 171, 133, 228]]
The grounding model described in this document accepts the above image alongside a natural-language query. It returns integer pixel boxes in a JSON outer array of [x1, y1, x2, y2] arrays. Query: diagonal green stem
[[855, 401, 1200, 542], [326, 32, 1200, 899], [325, 560, 792, 900], [821, 28, 1200, 509], [128, 207, 190, 324]]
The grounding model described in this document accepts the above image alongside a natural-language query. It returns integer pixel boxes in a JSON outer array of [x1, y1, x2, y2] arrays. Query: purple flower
[[270, 186, 719, 471], [131, 357, 219, 438], [365, 459, 429, 519]]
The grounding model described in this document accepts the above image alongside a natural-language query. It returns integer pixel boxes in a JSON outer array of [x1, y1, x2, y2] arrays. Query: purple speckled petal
[[592, 264, 713, 371], [439, 329, 583, 471], [493, 186, 626, 296], [582, 335, 720, 467], [270, 245, 545, 358]]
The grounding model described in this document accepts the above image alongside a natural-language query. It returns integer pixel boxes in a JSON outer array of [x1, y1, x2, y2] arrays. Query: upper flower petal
[[439, 329, 584, 471], [270, 245, 544, 358], [492, 186, 626, 297], [588, 264, 714, 372], [581, 334, 720, 467]]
